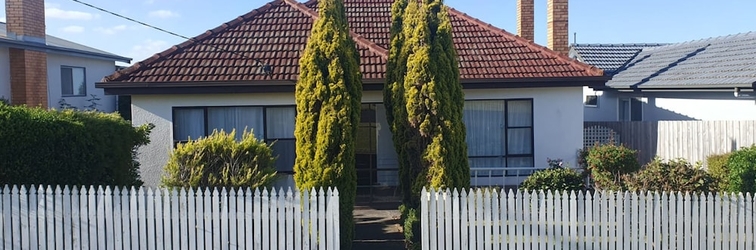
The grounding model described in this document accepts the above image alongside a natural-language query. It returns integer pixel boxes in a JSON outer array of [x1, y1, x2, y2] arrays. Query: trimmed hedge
[[625, 158, 714, 193], [727, 145, 756, 193], [520, 167, 584, 192], [0, 103, 152, 186], [706, 153, 731, 192], [585, 143, 639, 190], [161, 129, 277, 189]]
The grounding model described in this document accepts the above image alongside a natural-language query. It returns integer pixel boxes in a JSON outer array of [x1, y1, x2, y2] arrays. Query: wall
[[646, 97, 756, 121], [46, 53, 117, 112], [0, 47, 10, 101], [584, 88, 756, 121], [132, 87, 585, 187]]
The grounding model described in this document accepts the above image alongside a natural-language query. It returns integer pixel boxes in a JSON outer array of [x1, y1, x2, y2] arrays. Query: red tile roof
[[102, 0, 603, 84]]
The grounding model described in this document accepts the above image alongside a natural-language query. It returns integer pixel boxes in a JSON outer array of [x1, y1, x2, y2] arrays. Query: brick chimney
[[6, 0, 48, 107], [517, 0, 534, 41], [547, 0, 569, 56]]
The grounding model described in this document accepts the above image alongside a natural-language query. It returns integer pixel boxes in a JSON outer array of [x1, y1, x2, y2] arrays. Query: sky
[[1, 0, 755, 66]]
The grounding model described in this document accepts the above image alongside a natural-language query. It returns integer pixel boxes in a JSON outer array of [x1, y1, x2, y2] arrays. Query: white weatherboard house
[[571, 32, 756, 122], [97, 0, 606, 188], [0, 0, 131, 111]]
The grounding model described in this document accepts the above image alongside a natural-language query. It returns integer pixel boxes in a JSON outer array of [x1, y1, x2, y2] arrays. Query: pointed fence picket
[[0, 185, 339, 250], [422, 188, 756, 250]]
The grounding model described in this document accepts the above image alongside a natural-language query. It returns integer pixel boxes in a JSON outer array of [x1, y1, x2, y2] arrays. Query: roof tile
[[103, 0, 602, 84]]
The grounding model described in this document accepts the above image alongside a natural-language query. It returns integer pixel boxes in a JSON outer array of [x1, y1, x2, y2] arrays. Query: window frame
[[584, 94, 599, 107], [171, 105, 297, 173], [618, 97, 643, 121], [464, 98, 535, 177], [60, 66, 87, 97]]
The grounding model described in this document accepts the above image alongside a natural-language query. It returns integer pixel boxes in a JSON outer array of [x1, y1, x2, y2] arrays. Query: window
[[619, 98, 642, 121], [464, 99, 534, 176], [584, 95, 599, 107], [61, 66, 86, 96], [172, 106, 296, 173]]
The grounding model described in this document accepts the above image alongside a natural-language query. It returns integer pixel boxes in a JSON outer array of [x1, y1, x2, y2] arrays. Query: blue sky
[[2, 0, 755, 66]]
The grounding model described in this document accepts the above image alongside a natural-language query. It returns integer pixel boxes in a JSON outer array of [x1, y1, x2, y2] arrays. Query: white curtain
[[464, 101, 506, 158], [464, 100, 506, 175], [265, 107, 296, 139], [173, 108, 205, 141], [207, 107, 264, 140]]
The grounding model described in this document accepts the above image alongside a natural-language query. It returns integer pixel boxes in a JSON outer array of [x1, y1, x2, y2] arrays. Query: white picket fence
[[0, 185, 340, 250], [421, 188, 756, 250]]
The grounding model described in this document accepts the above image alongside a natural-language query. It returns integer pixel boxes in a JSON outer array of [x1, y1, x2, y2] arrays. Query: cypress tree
[[385, 0, 469, 248], [293, 0, 362, 248]]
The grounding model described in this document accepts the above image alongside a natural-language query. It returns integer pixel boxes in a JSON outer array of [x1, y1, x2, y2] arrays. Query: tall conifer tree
[[385, 0, 469, 248], [293, 0, 362, 247]]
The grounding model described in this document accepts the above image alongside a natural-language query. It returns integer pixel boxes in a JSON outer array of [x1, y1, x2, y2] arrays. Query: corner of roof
[[282, 0, 389, 59], [103, 0, 284, 82], [446, 7, 604, 77]]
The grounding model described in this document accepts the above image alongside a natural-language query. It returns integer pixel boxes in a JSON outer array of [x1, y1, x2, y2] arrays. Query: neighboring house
[[0, 0, 131, 111], [572, 32, 756, 122], [97, 0, 606, 187]]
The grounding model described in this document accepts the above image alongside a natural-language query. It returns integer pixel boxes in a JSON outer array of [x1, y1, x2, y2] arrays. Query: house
[[0, 0, 131, 111], [97, 0, 606, 187], [572, 32, 756, 122]]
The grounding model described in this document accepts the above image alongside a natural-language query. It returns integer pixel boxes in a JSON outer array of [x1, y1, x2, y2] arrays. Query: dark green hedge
[[0, 103, 152, 186], [727, 145, 756, 193], [520, 167, 585, 192]]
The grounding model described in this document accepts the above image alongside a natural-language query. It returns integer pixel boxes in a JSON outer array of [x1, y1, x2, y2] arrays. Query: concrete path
[[352, 201, 405, 250]]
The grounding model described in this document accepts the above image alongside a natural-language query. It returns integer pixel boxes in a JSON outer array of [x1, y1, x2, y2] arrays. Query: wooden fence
[[0, 185, 340, 250], [584, 120, 756, 165], [421, 188, 756, 250]]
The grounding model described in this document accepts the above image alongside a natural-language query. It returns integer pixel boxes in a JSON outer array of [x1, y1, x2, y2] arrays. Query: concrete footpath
[[352, 201, 405, 249]]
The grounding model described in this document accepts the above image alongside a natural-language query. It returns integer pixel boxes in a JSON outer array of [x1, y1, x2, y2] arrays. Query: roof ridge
[[445, 7, 604, 77], [283, 0, 389, 59], [104, 0, 284, 81], [572, 43, 670, 47]]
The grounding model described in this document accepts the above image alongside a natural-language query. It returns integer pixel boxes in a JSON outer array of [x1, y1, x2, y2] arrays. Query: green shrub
[[520, 168, 584, 192], [726, 145, 756, 193], [585, 143, 639, 190], [625, 158, 714, 193], [0, 103, 152, 186], [706, 153, 731, 192], [161, 129, 277, 189]]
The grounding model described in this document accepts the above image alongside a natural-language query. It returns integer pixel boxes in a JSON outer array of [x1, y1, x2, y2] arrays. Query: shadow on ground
[[353, 201, 405, 250]]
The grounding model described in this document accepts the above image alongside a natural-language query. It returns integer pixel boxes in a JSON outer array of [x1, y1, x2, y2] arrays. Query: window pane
[[464, 100, 505, 157], [61, 67, 73, 95], [507, 100, 532, 127], [266, 107, 295, 139], [270, 139, 295, 173], [631, 98, 643, 121], [208, 107, 264, 140], [174, 109, 205, 141], [72, 68, 86, 96], [507, 128, 532, 154]]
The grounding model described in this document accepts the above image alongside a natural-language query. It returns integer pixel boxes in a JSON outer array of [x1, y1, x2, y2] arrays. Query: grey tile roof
[[0, 22, 130, 63], [570, 43, 668, 74], [607, 32, 756, 89]]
